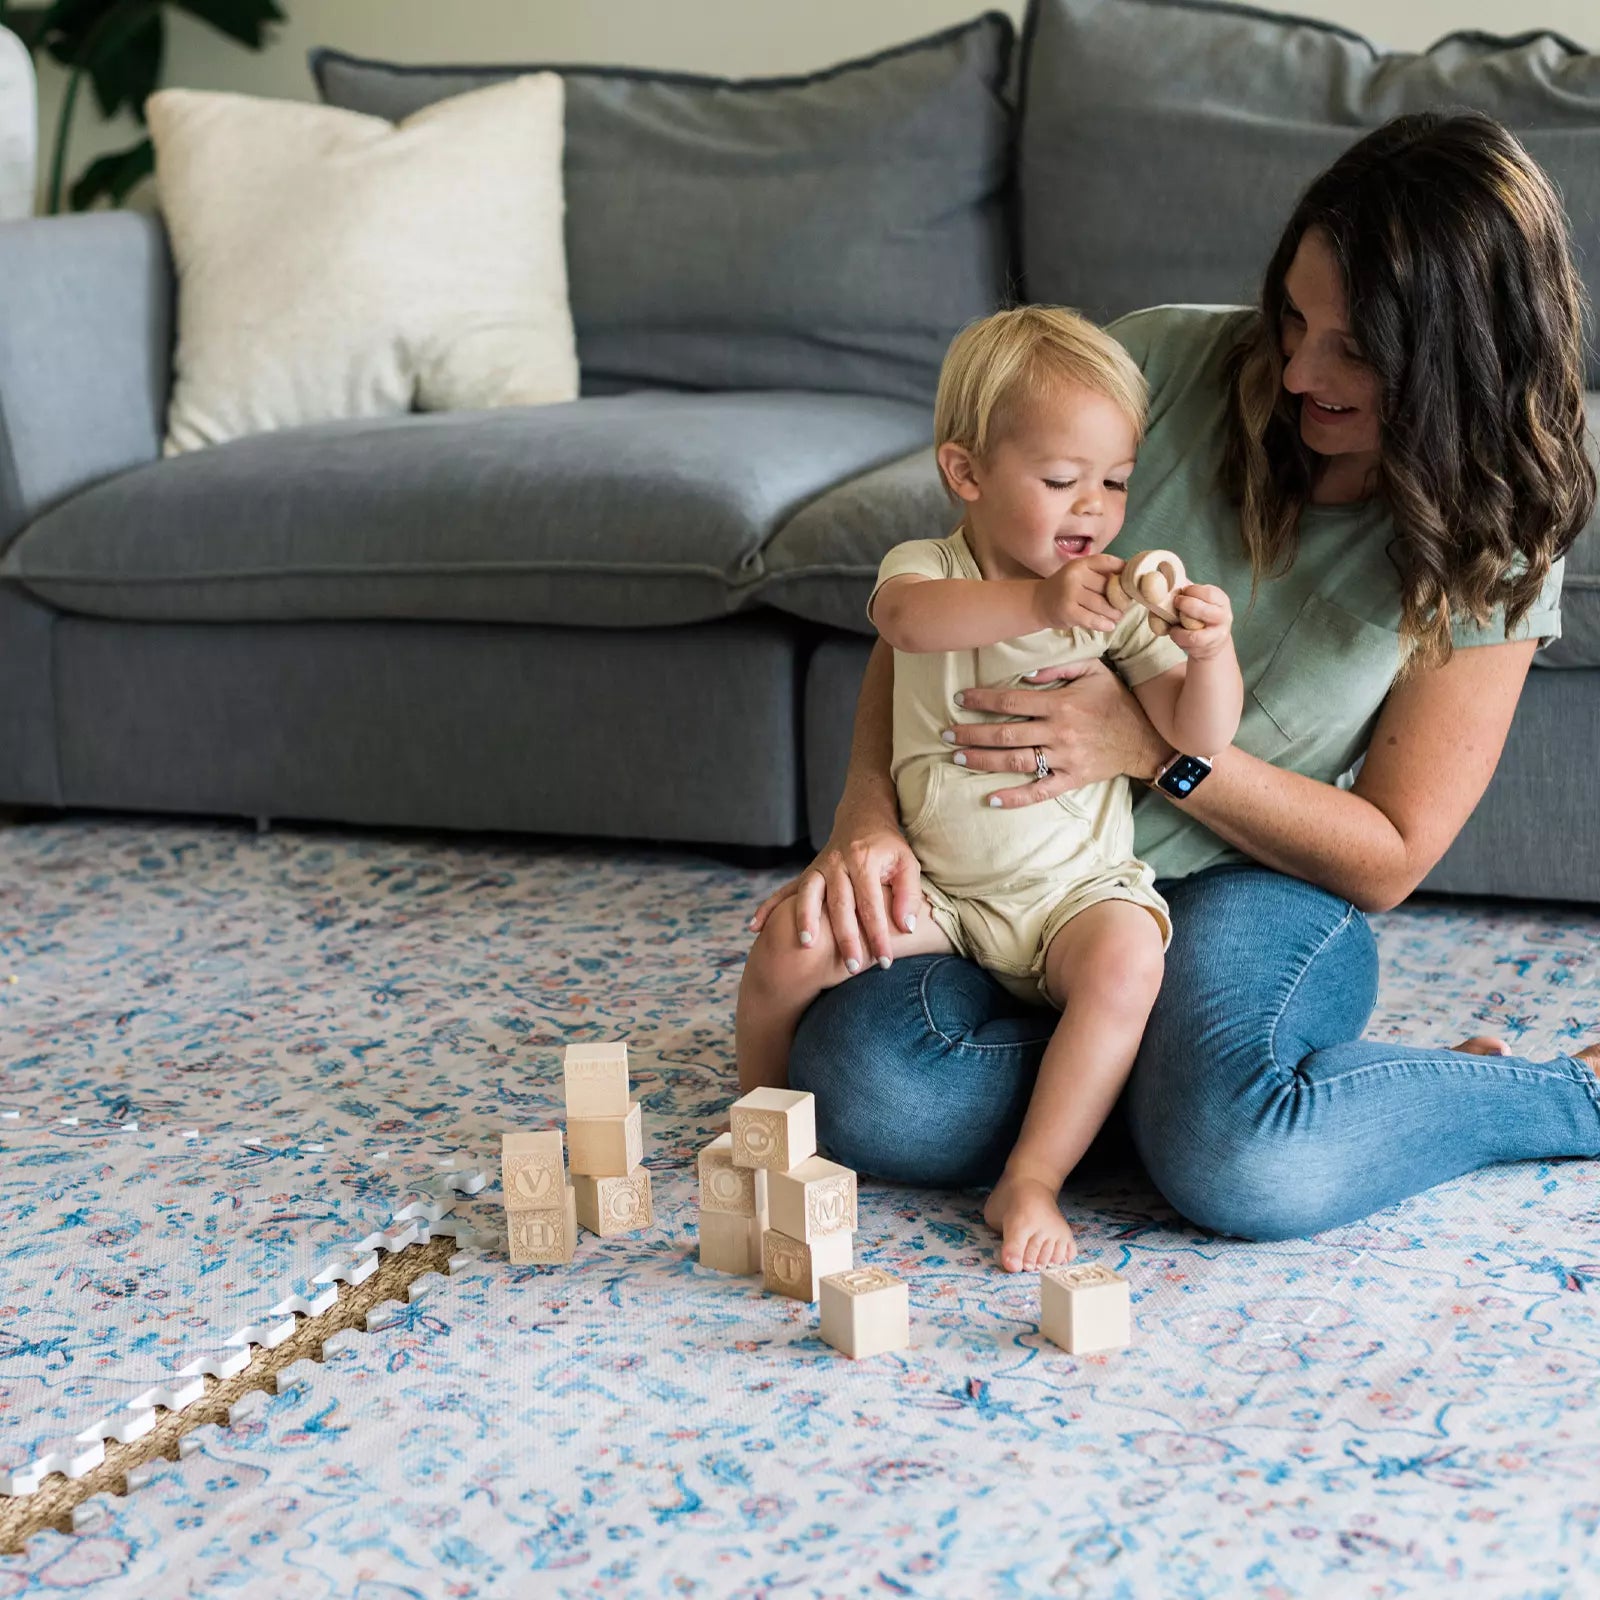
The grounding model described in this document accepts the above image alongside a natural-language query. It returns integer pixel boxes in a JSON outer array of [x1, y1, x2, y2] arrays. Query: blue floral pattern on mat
[[0, 819, 1597, 1597], [0, 1126, 473, 1492]]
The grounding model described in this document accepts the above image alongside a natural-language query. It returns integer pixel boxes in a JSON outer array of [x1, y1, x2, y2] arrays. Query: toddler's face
[[963, 385, 1138, 579]]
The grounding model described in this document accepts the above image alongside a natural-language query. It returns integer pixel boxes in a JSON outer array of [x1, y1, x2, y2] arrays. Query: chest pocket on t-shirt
[[1249, 593, 1402, 753]]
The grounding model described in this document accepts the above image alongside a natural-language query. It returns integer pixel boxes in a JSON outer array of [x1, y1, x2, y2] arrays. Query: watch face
[[1159, 754, 1211, 798]]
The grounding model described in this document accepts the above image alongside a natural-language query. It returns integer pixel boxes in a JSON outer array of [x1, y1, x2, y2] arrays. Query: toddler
[[736, 307, 1244, 1271]]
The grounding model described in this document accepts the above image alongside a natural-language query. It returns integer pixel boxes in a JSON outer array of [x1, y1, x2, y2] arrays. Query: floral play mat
[[0, 819, 1597, 1599]]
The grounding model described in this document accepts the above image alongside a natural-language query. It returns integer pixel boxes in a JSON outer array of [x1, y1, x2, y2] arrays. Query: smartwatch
[[1151, 750, 1212, 800]]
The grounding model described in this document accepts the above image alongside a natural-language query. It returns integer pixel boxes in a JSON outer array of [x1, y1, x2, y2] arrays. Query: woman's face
[[1279, 229, 1383, 462]]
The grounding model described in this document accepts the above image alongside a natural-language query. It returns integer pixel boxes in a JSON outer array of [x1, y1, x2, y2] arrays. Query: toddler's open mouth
[[1054, 535, 1092, 558]]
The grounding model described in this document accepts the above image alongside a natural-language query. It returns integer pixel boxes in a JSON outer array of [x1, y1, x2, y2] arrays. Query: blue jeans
[[788, 864, 1600, 1240]]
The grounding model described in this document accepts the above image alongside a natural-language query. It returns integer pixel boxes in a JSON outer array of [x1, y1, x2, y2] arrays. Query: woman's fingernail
[[954, 692, 966, 707], [988, 796, 1003, 808], [953, 753, 967, 766], [878, 955, 892, 970], [845, 957, 861, 974], [799, 930, 813, 946], [905, 914, 917, 932], [940, 730, 956, 743]]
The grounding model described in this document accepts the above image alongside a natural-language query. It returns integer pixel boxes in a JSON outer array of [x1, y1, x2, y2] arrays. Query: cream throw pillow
[[148, 76, 577, 455]]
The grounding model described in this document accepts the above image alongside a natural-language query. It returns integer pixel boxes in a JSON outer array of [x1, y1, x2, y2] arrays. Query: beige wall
[[25, 0, 1600, 210]]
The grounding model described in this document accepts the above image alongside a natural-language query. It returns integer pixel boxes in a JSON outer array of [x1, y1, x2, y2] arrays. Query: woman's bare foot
[[982, 1170, 1077, 1274], [1457, 1035, 1600, 1082]]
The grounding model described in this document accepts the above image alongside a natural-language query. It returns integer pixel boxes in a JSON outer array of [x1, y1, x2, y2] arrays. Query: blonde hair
[[933, 305, 1148, 501]]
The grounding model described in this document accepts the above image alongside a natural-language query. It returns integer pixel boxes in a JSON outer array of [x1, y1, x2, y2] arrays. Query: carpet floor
[[0, 817, 1597, 1599]]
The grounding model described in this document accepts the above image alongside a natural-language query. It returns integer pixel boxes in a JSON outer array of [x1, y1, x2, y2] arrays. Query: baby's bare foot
[[1577, 1042, 1600, 1081], [982, 1170, 1077, 1274]]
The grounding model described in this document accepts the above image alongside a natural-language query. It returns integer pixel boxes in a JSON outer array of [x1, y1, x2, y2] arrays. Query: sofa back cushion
[[312, 15, 1016, 406], [1019, 0, 1600, 380]]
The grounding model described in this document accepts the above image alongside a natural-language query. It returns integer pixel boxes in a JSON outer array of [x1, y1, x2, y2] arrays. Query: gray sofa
[[0, 0, 1597, 902]]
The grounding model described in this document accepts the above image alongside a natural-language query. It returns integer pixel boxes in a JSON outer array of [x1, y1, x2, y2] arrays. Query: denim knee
[[1137, 1116, 1350, 1241], [789, 954, 1045, 1187]]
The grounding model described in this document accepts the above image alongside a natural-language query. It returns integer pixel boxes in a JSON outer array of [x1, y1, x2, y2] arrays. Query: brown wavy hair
[[1221, 112, 1595, 671]]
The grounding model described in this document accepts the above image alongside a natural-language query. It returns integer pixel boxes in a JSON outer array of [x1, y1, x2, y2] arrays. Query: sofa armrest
[[0, 211, 172, 546]]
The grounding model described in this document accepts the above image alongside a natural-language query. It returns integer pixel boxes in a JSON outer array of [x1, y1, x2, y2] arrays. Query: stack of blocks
[[502, 1130, 576, 1266], [730, 1088, 855, 1300], [706, 1088, 908, 1359], [501, 1041, 653, 1265], [563, 1041, 653, 1236]]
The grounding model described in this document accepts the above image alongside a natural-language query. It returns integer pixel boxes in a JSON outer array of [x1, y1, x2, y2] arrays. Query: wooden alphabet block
[[501, 1129, 566, 1209], [698, 1130, 768, 1217], [761, 1225, 852, 1303], [573, 1169, 654, 1236], [698, 1209, 762, 1275], [507, 1185, 577, 1265], [730, 1087, 816, 1173], [568, 1101, 644, 1177], [819, 1267, 910, 1359], [1040, 1262, 1131, 1354], [767, 1156, 856, 1242], [563, 1041, 631, 1118]]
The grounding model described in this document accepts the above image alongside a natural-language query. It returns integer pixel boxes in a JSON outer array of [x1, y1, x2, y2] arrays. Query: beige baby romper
[[870, 529, 1188, 1004]]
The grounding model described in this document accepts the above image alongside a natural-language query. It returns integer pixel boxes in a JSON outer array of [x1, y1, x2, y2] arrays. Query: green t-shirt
[[1109, 304, 1565, 882]]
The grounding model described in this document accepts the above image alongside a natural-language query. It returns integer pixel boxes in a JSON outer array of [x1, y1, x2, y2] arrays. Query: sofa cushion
[[149, 77, 577, 456], [1019, 0, 1600, 382], [757, 447, 953, 634], [309, 14, 1015, 406], [3, 392, 929, 627]]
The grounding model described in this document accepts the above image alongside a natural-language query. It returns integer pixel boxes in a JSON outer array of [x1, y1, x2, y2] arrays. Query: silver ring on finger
[[1034, 746, 1051, 781]]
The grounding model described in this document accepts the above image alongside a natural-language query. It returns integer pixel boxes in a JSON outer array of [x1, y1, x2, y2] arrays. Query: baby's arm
[[870, 574, 1046, 653], [1129, 585, 1243, 757], [871, 554, 1126, 653]]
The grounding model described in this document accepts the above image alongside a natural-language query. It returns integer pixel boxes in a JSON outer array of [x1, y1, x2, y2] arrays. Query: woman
[[749, 111, 1600, 1241]]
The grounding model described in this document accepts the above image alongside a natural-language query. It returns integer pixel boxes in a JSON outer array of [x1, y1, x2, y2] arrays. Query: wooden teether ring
[[1108, 549, 1204, 634]]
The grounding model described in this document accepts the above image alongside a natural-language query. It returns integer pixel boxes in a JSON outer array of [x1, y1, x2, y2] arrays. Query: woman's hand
[[747, 822, 923, 974], [946, 658, 1169, 807]]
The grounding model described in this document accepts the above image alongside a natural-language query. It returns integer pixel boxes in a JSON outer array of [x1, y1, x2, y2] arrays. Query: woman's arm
[[1170, 639, 1537, 910], [951, 639, 1539, 912], [1203, 636, 1536, 915], [747, 639, 922, 969]]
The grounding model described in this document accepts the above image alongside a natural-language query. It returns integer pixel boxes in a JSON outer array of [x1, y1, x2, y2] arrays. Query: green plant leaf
[[167, 0, 283, 50], [67, 135, 154, 210], [38, 0, 121, 68], [85, 5, 164, 119]]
